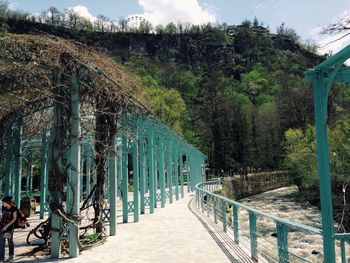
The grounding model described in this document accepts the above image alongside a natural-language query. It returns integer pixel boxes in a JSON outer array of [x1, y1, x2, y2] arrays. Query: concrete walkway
[[65, 193, 230, 263]]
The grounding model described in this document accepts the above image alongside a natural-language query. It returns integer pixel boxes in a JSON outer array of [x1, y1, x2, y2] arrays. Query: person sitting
[[0, 196, 17, 262]]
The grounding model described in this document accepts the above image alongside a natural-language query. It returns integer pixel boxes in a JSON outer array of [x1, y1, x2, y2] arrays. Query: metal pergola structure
[[305, 44, 350, 263], [0, 36, 206, 259]]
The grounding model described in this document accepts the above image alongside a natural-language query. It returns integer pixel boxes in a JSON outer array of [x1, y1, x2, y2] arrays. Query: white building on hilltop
[[125, 14, 150, 29]]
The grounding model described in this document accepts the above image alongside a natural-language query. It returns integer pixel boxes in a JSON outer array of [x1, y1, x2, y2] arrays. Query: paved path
[[64, 193, 230, 263], [12, 192, 246, 263]]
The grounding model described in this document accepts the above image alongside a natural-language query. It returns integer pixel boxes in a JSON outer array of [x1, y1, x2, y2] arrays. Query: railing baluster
[[214, 197, 217, 224], [207, 195, 210, 217], [233, 204, 239, 244], [276, 222, 289, 263], [341, 239, 346, 263], [249, 212, 258, 261], [221, 199, 227, 232]]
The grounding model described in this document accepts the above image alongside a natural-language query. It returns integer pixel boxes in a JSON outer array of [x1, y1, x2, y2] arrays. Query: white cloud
[[136, 0, 217, 26], [311, 10, 350, 56], [8, 1, 19, 11], [66, 5, 97, 23]]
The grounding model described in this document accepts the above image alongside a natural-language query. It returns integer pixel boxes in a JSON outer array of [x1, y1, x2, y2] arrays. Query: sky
[[6, 0, 350, 54]]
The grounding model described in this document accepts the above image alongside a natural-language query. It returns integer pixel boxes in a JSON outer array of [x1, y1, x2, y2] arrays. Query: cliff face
[[1, 17, 323, 76]]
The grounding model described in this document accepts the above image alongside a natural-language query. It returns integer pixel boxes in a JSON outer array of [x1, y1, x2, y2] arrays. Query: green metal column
[[109, 135, 117, 235], [147, 121, 155, 213], [13, 118, 23, 207], [312, 76, 336, 263], [85, 145, 92, 200], [158, 133, 166, 207], [276, 222, 289, 263], [27, 153, 33, 197], [179, 147, 184, 198], [221, 199, 227, 232], [68, 75, 81, 258], [186, 152, 190, 193], [249, 212, 258, 261], [167, 138, 173, 204], [122, 134, 128, 223], [132, 123, 139, 222], [139, 123, 145, 214], [40, 131, 48, 219], [5, 125, 12, 196], [233, 204, 239, 244], [213, 197, 217, 224], [117, 138, 122, 198], [174, 143, 179, 201]]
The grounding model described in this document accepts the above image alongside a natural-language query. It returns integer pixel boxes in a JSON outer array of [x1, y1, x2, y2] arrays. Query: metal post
[[68, 75, 81, 258], [5, 125, 12, 196], [139, 123, 145, 214], [186, 153, 190, 193], [158, 133, 166, 207], [341, 239, 346, 263], [109, 136, 117, 236], [28, 153, 33, 197], [213, 197, 217, 224], [311, 76, 336, 263], [174, 143, 179, 201], [221, 199, 227, 232], [122, 134, 128, 223], [132, 124, 139, 222], [40, 131, 48, 219], [276, 222, 289, 263], [147, 121, 155, 213], [80, 146, 84, 201], [233, 204, 239, 244], [167, 138, 173, 203], [13, 118, 22, 207], [249, 212, 258, 261], [179, 147, 184, 198], [85, 145, 91, 201]]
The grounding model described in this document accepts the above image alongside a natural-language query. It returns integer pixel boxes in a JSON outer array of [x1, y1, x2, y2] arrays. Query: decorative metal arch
[[305, 44, 350, 263]]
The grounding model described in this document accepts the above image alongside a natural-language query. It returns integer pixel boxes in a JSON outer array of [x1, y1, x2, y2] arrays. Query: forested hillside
[[0, 13, 329, 175], [2, 4, 350, 229]]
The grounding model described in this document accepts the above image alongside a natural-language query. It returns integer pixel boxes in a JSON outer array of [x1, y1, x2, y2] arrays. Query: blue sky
[[7, 0, 350, 53]]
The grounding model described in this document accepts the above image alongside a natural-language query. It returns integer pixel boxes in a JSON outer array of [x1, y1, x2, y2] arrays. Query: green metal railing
[[195, 180, 350, 263]]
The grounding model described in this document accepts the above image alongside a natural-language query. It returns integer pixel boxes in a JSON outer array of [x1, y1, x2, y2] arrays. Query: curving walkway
[[64, 192, 231, 263]]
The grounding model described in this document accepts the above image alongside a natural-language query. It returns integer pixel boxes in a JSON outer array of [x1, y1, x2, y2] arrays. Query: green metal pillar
[[68, 75, 81, 258], [80, 146, 84, 201], [147, 121, 155, 213], [174, 143, 179, 201], [221, 199, 227, 232], [186, 153, 190, 193], [276, 222, 289, 263], [13, 118, 23, 207], [40, 131, 48, 219], [122, 134, 128, 223], [132, 123, 139, 222], [117, 138, 122, 198], [311, 76, 336, 263], [109, 135, 117, 235], [233, 204, 239, 244], [139, 123, 145, 214], [5, 125, 12, 196], [85, 145, 92, 200], [179, 147, 184, 198], [167, 139, 173, 203], [249, 212, 258, 261], [27, 153, 33, 197], [158, 133, 166, 207], [213, 197, 217, 224]]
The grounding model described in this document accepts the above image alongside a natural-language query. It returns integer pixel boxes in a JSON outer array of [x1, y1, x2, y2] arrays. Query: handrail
[[195, 181, 322, 235], [194, 179, 350, 263]]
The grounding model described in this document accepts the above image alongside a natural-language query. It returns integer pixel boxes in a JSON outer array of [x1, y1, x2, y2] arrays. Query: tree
[[44, 6, 62, 26], [276, 22, 300, 42]]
